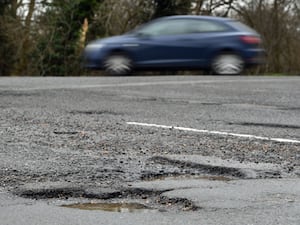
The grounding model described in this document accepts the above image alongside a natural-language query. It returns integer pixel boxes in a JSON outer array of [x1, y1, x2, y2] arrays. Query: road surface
[[0, 75, 299, 224]]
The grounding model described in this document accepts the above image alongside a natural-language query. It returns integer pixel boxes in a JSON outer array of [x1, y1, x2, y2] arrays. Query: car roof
[[159, 15, 235, 22]]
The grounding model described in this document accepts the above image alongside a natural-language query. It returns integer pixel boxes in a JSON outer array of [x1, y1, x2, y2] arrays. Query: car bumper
[[244, 49, 266, 66], [82, 47, 108, 70]]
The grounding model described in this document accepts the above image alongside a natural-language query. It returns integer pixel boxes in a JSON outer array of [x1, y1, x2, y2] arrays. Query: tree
[[1, 0, 300, 75], [33, 0, 103, 76], [191, 0, 238, 16], [233, 0, 300, 74], [152, 0, 191, 18], [89, 0, 153, 38], [152, 0, 177, 18], [0, 0, 16, 76]]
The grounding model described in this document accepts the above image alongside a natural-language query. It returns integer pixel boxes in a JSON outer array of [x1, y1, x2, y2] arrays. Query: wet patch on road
[[61, 195, 199, 213]]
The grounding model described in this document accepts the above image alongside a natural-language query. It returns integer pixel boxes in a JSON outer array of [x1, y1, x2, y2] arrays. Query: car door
[[179, 19, 231, 67], [130, 19, 205, 68]]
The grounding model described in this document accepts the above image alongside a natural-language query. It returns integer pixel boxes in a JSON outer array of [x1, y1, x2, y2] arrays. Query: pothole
[[15, 185, 199, 212], [143, 174, 232, 182], [62, 202, 155, 213], [143, 156, 247, 180], [143, 156, 284, 180], [17, 187, 85, 199]]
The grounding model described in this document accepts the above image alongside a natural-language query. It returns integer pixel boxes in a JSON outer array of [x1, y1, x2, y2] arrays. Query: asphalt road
[[0, 75, 300, 224]]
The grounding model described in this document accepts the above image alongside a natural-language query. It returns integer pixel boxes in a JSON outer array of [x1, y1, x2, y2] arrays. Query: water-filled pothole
[[62, 202, 155, 213]]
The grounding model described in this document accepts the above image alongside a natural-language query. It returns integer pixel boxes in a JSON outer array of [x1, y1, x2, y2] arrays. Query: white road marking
[[127, 122, 300, 144]]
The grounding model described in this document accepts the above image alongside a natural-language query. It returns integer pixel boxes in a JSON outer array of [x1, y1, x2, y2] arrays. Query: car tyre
[[212, 53, 244, 75], [103, 53, 133, 75]]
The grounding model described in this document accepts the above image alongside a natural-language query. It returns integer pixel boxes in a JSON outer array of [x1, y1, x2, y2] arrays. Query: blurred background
[[0, 0, 299, 76]]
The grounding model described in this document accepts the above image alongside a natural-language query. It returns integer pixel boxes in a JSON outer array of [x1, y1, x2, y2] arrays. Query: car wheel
[[103, 53, 133, 75], [212, 53, 244, 75]]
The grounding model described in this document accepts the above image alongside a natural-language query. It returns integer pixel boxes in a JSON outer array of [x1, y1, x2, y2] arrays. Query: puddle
[[62, 202, 155, 213]]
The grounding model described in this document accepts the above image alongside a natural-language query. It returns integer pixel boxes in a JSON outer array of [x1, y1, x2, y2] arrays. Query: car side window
[[137, 20, 189, 36], [184, 20, 229, 33], [137, 19, 229, 37]]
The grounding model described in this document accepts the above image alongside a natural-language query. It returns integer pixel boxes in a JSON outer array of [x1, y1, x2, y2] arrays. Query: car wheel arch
[[212, 48, 241, 58], [104, 48, 135, 63]]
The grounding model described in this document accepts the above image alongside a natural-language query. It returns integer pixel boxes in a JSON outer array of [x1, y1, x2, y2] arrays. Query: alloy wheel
[[212, 54, 244, 75], [104, 54, 132, 75]]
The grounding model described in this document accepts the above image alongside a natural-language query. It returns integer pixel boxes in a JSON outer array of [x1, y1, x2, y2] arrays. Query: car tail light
[[240, 35, 261, 44]]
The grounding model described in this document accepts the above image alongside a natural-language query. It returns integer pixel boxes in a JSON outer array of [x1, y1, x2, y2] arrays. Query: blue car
[[83, 15, 265, 75]]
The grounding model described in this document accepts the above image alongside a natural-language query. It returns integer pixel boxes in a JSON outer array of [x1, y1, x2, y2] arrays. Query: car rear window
[[228, 21, 257, 33]]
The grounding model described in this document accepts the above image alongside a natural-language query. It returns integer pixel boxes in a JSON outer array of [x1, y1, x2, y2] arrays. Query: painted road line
[[127, 122, 300, 144]]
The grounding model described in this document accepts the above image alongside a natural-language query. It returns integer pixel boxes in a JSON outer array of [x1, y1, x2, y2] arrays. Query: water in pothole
[[62, 202, 156, 213]]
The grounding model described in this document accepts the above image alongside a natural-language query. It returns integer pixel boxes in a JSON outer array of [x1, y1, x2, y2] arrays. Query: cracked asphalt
[[0, 75, 300, 224]]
